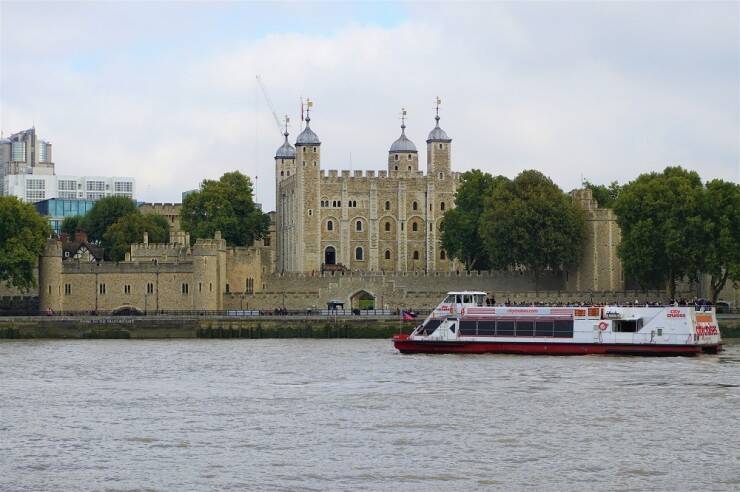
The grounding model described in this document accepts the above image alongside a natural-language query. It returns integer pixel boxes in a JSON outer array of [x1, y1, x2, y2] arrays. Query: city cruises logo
[[667, 309, 686, 318], [603, 309, 622, 319]]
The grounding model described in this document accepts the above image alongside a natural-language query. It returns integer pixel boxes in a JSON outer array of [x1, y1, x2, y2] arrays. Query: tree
[[0, 196, 51, 291], [700, 179, 740, 303], [61, 216, 83, 237], [478, 170, 586, 281], [181, 171, 270, 246], [81, 196, 137, 243], [440, 170, 503, 270], [614, 166, 705, 297], [102, 213, 170, 261], [583, 180, 622, 208]]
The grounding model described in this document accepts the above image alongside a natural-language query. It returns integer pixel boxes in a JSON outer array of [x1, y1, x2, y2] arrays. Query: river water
[[1, 339, 739, 491]]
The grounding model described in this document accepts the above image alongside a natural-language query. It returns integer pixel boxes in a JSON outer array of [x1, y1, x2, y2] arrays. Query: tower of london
[[275, 108, 461, 273]]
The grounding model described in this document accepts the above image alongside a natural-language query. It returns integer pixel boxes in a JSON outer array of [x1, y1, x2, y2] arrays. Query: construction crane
[[256, 75, 284, 136]]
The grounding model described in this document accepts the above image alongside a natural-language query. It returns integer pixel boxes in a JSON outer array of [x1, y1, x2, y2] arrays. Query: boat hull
[[392, 335, 716, 357]]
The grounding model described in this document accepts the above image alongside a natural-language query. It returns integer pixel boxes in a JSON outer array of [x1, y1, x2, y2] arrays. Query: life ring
[[598, 321, 608, 331]]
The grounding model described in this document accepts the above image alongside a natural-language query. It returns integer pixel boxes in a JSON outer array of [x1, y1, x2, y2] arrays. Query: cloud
[[1, 1, 737, 210]]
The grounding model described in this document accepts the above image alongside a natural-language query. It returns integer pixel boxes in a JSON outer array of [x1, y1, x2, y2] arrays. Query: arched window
[[286, 171, 290, 176], [412, 222, 418, 232], [355, 247, 364, 261], [412, 201, 418, 210], [385, 222, 391, 232], [394, 165, 398, 170], [394, 154, 399, 161], [327, 220, 333, 231], [356, 220, 363, 232], [440, 250, 447, 260], [407, 166, 411, 171], [441, 202, 445, 211], [385, 250, 391, 260], [413, 250, 420, 260], [385, 201, 390, 210], [407, 154, 412, 160], [280, 171, 284, 176]]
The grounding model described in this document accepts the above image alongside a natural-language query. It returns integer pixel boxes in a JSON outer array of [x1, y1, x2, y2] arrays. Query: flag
[[301, 99, 304, 121], [402, 310, 417, 321]]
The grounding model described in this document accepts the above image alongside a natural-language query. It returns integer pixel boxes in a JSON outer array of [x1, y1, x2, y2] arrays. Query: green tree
[[614, 166, 705, 297], [102, 213, 170, 261], [60, 215, 83, 237], [478, 170, 586, 281], [700, 179, 740, 303], [0, 196, 51, 291], [583, 180, 622, 208], [440, 170, 503, 270], [81, 196, 137, 243], [181, 171, 269, 246]]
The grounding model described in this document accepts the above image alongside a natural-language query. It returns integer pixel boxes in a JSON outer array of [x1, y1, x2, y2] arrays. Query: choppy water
[[1, 339, 739, 491]]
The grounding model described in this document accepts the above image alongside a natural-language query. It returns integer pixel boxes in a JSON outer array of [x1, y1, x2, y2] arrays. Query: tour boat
[[393, 292, 722, 356]]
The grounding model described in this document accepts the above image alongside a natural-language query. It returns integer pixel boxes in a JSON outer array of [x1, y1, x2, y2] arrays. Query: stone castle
[[34, 107, 642, 315]]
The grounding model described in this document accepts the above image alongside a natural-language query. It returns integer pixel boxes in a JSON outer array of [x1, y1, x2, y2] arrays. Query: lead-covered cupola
[[388, 109, 419, 173], [426, 99, 452, 176], [275, 131, 295, 159], [295, 116, 321, 146]]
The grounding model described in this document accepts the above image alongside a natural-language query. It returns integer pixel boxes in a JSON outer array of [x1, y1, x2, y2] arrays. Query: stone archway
[[324, 246, 336, 265], [111, 305, 144, 316], [350, 290, 375, 310]]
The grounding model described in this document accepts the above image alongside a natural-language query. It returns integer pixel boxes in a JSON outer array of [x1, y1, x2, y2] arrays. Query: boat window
[[535, 321, 554, 337], [449, 322, 456, 333], [420, 319, 441, 335], [515, 320, 534, 337], [474, 294, 486, 306], [553, 320, 574, 338], [478, 321, 495, 335], [496, 320, 515, 336], [460, 320, 477, 335], [613, 319, 642, 333], [443, 294, 455, 303], [463, 294, 472, 303], [456, 295, 463, 303]]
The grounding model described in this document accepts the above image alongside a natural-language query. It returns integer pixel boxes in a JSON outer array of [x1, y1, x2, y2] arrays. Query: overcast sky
[[1, 1, 738, 210]]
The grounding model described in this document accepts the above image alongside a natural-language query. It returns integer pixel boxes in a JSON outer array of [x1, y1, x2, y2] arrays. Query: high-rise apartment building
[[0, 128, 54, 195]]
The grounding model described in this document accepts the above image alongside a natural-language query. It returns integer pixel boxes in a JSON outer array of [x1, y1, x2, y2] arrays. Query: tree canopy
[[698, 179, 739, 302], [0, 196, 51, 291], [614, 166, 705, 297], [478, 170, 586, 278], [440, 170, 501, 270], [103, 213, 170, 261], [181, 171, 270, 246], [82, 196, 137, 243], [61, 216, 83, 237]]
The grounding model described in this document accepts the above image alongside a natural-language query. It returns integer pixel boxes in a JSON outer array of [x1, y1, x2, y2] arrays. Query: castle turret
[[192, 231, 226, 310], [293, 104, 322, 272], [39, 239, 63, 313], [388, 110, 418, 173], [426, 108, 452, 177]]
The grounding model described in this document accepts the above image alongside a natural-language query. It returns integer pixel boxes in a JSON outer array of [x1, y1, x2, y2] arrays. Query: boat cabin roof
[[446, 291, 487, 296]]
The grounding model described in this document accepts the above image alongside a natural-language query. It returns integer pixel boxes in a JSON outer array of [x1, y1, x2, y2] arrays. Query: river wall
[[1, 316, 737, 340]]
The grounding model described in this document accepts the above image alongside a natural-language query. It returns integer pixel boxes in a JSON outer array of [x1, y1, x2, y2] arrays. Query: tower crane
[[256, 75, 284, 136]]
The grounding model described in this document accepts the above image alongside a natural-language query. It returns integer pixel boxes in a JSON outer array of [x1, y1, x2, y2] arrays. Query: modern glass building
[[34, 198, 96, 234]]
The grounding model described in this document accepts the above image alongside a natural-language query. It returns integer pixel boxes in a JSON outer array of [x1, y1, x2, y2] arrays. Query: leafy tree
[[102, 213, 169, 261], [614, 166, 704, 297], [181, 171, 270, 246], [0, 196, 51, 291], [81, 196, 137, 243], [61, 216, 83, 237], [700, 179, 740, 303], [440, 170, 504, 270], [583, 180, 622, 208], [478, 170, 586, 281]]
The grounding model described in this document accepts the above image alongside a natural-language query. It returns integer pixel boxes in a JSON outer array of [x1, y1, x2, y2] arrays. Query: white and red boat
[[393, 291, 722, 356]]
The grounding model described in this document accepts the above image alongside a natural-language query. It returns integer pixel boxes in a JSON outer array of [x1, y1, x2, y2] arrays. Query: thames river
[[1, 339, 739, 491]]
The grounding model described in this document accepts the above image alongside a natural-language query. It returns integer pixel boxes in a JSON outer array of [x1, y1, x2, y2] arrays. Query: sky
[[1, 1, 738, 210]]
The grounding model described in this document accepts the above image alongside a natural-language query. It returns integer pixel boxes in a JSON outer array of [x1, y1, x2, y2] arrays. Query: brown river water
[[1, 339, 739, 491]]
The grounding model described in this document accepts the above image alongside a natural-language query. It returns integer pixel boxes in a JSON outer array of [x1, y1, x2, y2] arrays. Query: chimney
[[74, 230, 87, 243]]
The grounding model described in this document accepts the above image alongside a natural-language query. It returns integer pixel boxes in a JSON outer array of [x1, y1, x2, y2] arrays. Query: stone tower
[[274, 127, 295, 273], [294, 110, 322, 272], [191, 232, 226, 311], [426, 112, 452, 177], [388, 113, 418, 173], [38, 239, 63, 313]]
